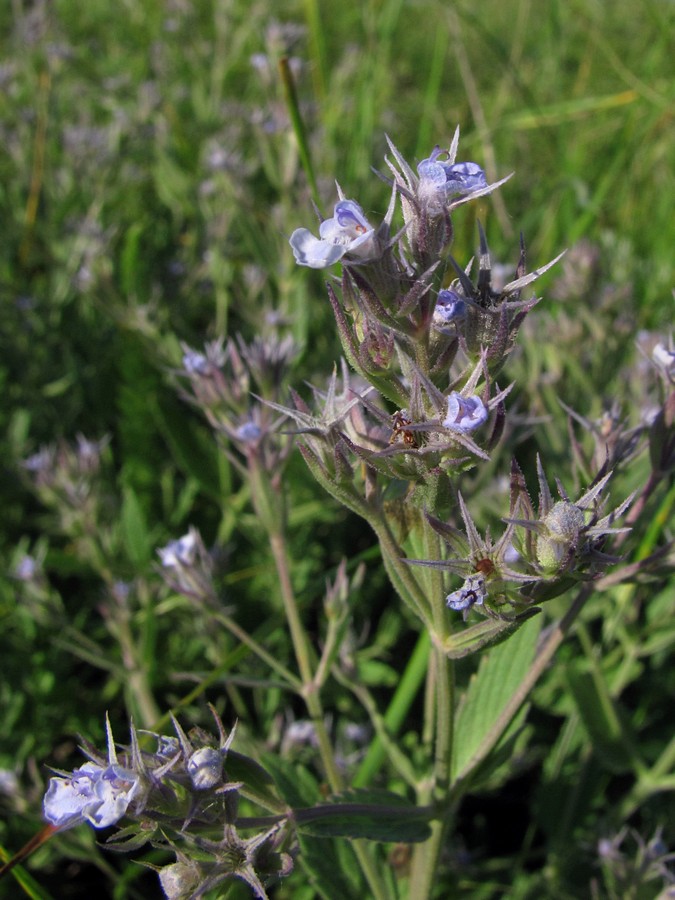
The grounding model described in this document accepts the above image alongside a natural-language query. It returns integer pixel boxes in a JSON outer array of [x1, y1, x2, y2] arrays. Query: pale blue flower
[[433, 289, 466, 327], [14, 555, 40, 582], [446, 574, 487, 613], [22, 447, 55, 474], [290, 199, 376, 268], [87, 764, 143, 827], [182, 348, 210, 375], [443, 393, 488, 433], [418, 147, 487, 200], [234, 421, 262, 443], [0, 769, 19, 797], [158, 529, 200, 568], [43, 761, 141, 830], [653, 342, 675, 378], [43, 762, 103, 829]]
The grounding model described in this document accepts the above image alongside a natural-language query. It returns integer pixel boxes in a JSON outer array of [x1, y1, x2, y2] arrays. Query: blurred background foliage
[[0, 0, 673, 896]]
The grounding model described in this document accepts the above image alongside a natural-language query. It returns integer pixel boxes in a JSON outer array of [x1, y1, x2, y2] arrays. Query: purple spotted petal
[[446, 574, 487, 612], [86, 765, 142, 828], [43, 763, 105, 829]]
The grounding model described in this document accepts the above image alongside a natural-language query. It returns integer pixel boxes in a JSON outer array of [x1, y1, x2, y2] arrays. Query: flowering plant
[[5, 123, 673, 900]]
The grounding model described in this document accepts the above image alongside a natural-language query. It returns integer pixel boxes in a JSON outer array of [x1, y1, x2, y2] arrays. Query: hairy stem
[[267, 525, 389, 900]]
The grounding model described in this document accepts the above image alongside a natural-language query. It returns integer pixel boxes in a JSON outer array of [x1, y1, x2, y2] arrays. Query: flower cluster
[[405, 456, 633, 632], [177, 335, 296, 478], [22, 434, 110, 502], [284, 129, 640, 648], [286, 130, 562, 497], [42, 709, 295, 900]]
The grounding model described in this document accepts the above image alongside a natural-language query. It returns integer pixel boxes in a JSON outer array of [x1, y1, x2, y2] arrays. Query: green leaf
[[295, 833, 363, 900], [358, 659, 399, 688], [442, 608, 540, 659], [120, 485, 152, 566], [565, 669, 637, 774], [119, 221, 146, 297], [260, 754, 320, 809], [0, 841, 56, 900], [225, 750, 282, 812], [452, 615, 541, 781], [294, 788, 433, 843]]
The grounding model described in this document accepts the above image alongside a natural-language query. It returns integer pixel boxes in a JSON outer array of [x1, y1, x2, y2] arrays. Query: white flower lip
[[290, 199, 375, 268], [43, 762, 141, 830], [158, 530, 199, 568]]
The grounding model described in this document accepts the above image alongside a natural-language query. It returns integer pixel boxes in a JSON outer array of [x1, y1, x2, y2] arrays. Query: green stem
[[268, 528, 389, 900], [335, 669, 419, 788], [113, 600, 161, 728], [268, 531, 342, 785], [279, 56, 320, 206], [214, 610, 302, 692], [370, 513, 433, 625], [396, 510, 455, 897], [409, 645, 454, 898], [302, 0, 327, 105], [650, 732, 675, 782], [353, 630, 430, 787]]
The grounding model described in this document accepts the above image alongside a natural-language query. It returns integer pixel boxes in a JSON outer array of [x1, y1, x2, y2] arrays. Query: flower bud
[[536, 501, 585, 574], [158, 859, 201, 899], [186, 747, 223, 790]]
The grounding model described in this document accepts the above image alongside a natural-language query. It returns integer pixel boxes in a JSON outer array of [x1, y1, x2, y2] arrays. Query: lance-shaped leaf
[[452, 616, 541, 780], [293, 789, 433, 843], [441, 608, 540, 659], [225, 750, 283, 813]]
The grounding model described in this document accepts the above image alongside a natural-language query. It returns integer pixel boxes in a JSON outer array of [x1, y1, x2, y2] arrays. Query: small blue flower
[[234, 421, 263, 444], [43, 761, 141, 830], [158, 530, 199, 568], [22, 447, 55, 474], [43, 763, 103, 829], [14, 555, 41, 582], [443, 393, 488, 433], [433, 289, 466, 327], [87, 764, 143, 828], [182, 348, 210, 375], [446, 574, 487, 614], [418, 147, 487, 201], [653, 342, 675, 379], [290, 199, 376, 268]]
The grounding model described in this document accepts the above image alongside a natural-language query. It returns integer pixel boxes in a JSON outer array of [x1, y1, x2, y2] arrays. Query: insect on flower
[[389, 410, 418, 447]]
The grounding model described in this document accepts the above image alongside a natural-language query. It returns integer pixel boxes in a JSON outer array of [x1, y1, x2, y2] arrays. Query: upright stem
[[370, 513, 433, 625], [409, 521, 454, 898], [268, 531, 342, 791], [267, 524, 389, 900]]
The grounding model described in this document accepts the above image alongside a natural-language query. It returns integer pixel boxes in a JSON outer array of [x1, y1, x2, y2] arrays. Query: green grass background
[[0, 0, 673, 897]]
